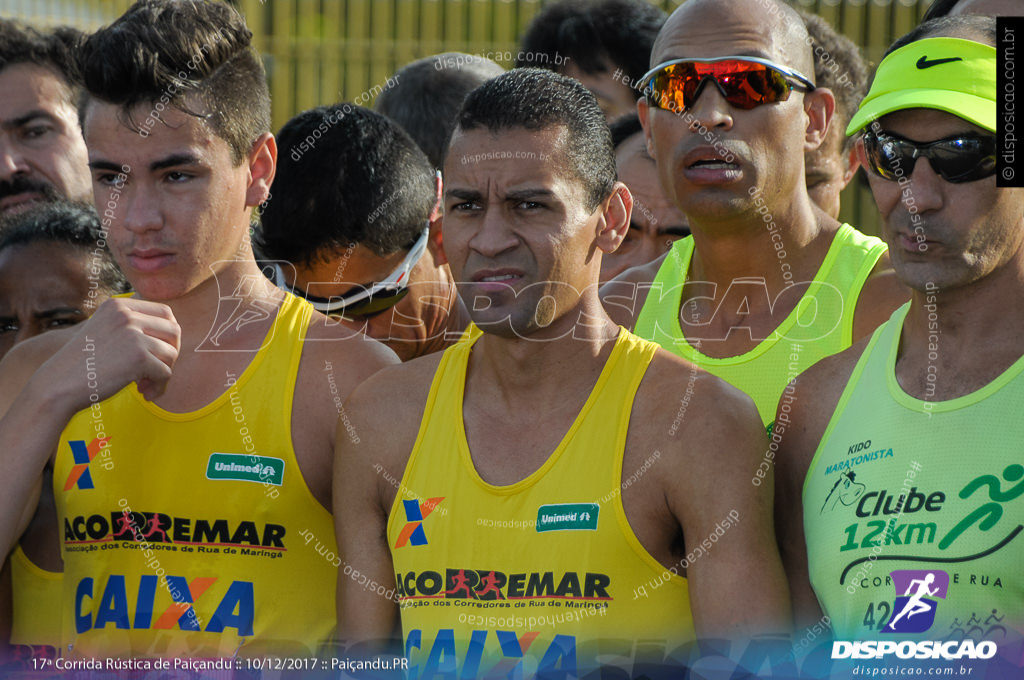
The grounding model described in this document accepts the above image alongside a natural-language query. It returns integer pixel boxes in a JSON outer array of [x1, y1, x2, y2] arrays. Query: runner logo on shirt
[[883, 569, 949, 634]]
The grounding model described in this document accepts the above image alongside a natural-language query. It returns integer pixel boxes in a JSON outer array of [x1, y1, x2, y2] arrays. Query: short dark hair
[[453, 68, 616, 211], [887, 14, 996, 55], [516, 0, 666, 84], [257, 104, 436, 265], [921, 0, 962, 22], [0, 20, 83, 102], [609, 114, 644, 149], [375, 53, 505, 169], [77, 0, 270, 166], [798, 10, 868, 153], [0, 201, 129, 295]]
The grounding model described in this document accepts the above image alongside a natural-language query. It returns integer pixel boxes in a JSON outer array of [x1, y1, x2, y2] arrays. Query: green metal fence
[[2, 0, 945, 232]]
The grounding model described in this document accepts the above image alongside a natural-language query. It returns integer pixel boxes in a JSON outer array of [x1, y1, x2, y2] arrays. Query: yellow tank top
[[635, 224, 886, 425], [10, 545, 61, 649], [53, 292, 338, 659], [388, 327, 694, 678]]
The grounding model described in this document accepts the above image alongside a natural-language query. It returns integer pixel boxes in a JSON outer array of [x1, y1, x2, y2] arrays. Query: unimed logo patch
[[536, 504, 599, 532], [206, 453, 284, 486]]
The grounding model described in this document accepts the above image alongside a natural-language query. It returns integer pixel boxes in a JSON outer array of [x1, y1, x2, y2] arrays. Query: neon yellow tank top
[[388, 327, 694, 678], [53, 292, 338, 659], [10, 545, 61, 649], [635, 224, 886, 425], [804, 303, 1024, 644]]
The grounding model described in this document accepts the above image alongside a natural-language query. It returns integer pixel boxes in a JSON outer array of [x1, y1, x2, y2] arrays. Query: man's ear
[[246, 132, 276, 208], [638, 96, 655, 160], [427, 170, 448, 265], [803, 86, 835, 153], [842, 142, 861, 187], [428, 214, 448, 265], [596, 182, 632, 255], [854, 135, 869, 177]]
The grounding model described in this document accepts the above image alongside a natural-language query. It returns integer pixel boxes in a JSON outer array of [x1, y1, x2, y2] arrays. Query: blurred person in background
[[922, 0, 1020, 20], [374, 52, 504, 171], [601, 114, 689, 283], [798, 9, 870, 219], [517, 0, 667, 120], [0, 201, 126, 667], [259, 104, 470, 361], [0, 201, 127, 360], [0, 21, 91, 215]]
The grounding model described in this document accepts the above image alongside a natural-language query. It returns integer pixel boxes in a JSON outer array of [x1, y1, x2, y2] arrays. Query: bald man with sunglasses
[[776, 17, 1024, 657], [601, 0, 909, 429]]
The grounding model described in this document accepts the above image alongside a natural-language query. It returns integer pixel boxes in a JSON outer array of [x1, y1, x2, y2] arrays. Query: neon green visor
[[847, 37, 996, 135]]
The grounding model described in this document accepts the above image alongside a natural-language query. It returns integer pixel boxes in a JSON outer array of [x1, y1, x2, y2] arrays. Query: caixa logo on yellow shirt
[[63, 438, 113, 491], [396, 498, 445, 548], [74, 574, 254, 635]]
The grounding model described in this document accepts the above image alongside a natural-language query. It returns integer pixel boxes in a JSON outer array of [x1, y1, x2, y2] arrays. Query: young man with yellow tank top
[[335, 68, 791, 678], [0, 0, 397, 663], [600, 0, 909, 428], [776, 15, 1024, 676]]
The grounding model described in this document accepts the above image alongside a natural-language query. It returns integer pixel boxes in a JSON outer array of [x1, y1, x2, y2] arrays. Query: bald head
[[653, 0, 814, 79]]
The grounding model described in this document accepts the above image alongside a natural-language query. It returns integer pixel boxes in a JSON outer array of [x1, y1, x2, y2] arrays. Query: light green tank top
[[634, 224, 886, 425], [804, 303, 1024, 644]]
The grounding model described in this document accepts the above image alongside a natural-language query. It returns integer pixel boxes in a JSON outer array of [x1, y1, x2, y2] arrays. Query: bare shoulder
[[340, 351, 446, 476], [853, 251, 910, 341], [288, 310, 401, 506], [775, 337, 872, 492], [599, 254, 667, 331], [302, 312, 400, 391], [291, 310, 399, 428], [633, 348, 766, 478], [774, 335, 873, 627]]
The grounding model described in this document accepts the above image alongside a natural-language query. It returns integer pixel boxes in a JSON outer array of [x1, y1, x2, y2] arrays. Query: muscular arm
[[334, 358, 438, 646], [773, 346, 863, 632], [675, 381, 792, 638], [296, 316, 400, 510]]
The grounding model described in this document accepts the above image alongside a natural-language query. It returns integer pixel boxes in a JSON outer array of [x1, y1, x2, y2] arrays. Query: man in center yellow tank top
[[600, 0, 910, 428], [336, 68, 791, 678]]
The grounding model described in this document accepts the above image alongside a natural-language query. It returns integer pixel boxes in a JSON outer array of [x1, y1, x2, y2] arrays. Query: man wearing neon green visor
[[776, 14, 1024, 667]]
